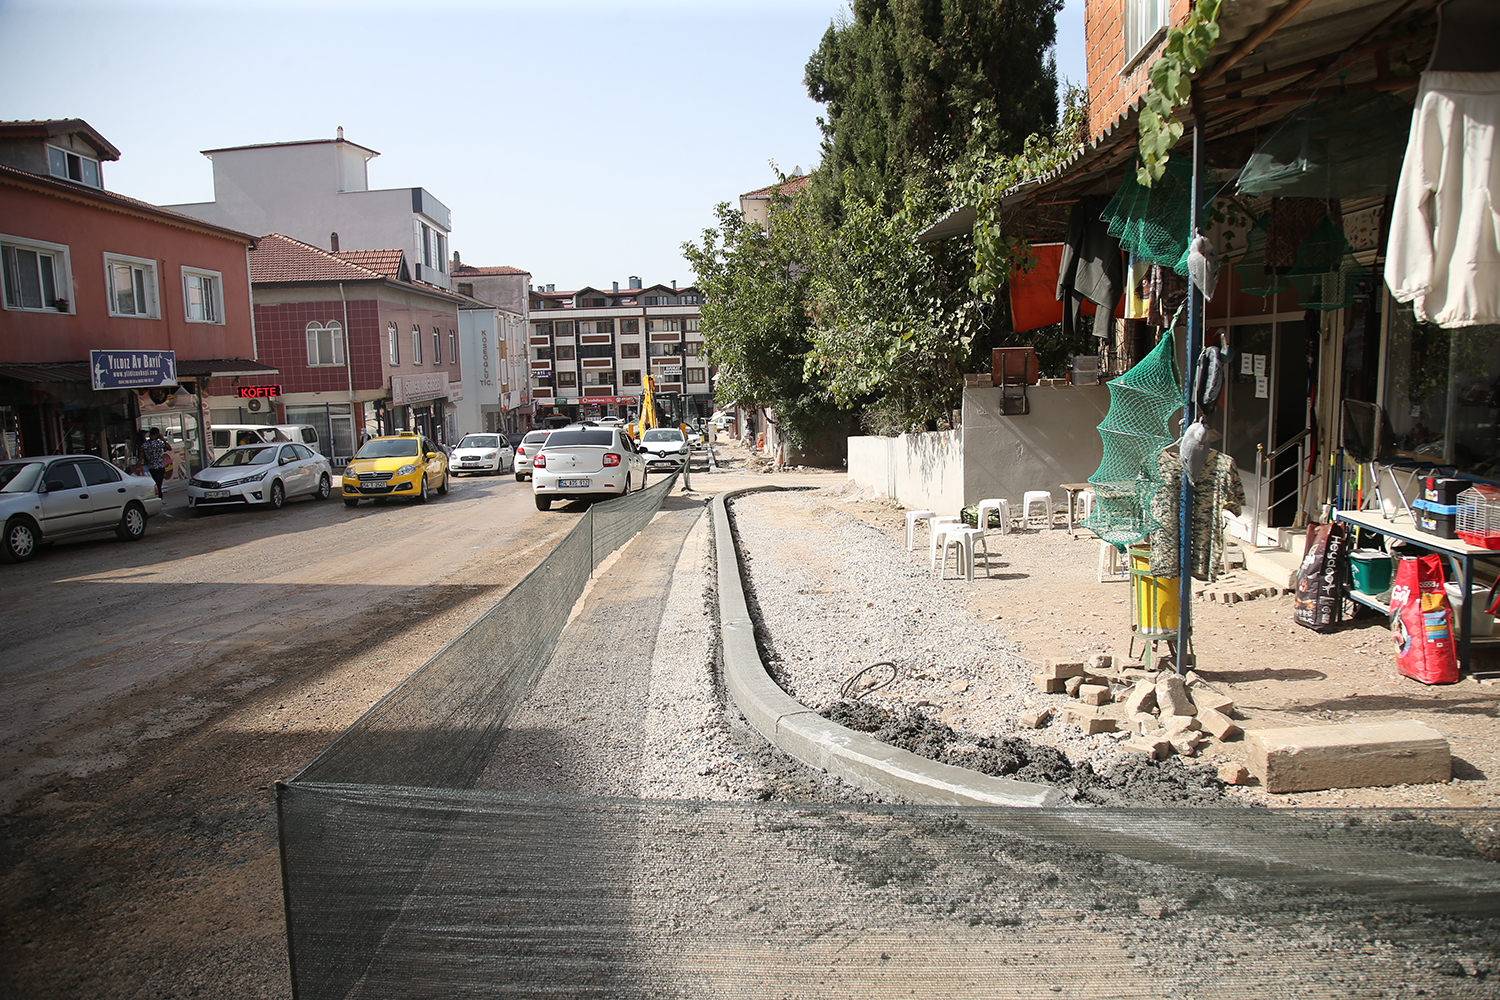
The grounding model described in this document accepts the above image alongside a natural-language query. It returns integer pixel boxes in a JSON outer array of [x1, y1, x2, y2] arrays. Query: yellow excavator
[[628, 374, 660, 441]]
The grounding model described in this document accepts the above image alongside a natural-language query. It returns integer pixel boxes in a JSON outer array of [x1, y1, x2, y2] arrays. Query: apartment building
[[166, 129, 456, 291], [452, 261, 531, 435], [526, 276, 708, 425]]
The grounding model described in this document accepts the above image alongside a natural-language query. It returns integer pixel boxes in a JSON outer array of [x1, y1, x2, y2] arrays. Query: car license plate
[[558, 478, 590, 488], [206, 489, 231, 499]]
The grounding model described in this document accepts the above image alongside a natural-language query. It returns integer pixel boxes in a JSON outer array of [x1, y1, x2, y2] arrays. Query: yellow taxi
[[341, 432, 449, 507]]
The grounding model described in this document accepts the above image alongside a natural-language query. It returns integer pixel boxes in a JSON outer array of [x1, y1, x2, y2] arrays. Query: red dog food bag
[[1388, 554, 1460, 685]]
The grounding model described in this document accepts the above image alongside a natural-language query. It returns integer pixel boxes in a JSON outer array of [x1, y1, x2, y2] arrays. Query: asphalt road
[[0, 468, 577, 997]]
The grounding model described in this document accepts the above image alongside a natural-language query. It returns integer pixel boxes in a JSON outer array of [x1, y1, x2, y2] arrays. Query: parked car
[[531, 426, 646, 511], [450, 433, 514, 476], [187, 443, 332, 512], [341, 432, 449, 506], [513, 429, 550, 482], [0, 455, 164, 563], [637, 427, 690, 472]]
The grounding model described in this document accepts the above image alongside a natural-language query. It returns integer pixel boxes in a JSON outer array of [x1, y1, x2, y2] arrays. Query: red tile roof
[[249, 233, 394, 283], [334, 248, 406, 279], [740, 174, 811, 200], [453, 263, 530, 276]]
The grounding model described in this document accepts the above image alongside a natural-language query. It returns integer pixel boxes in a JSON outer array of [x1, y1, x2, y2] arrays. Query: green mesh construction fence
[[1083, 332, 1183, 548]]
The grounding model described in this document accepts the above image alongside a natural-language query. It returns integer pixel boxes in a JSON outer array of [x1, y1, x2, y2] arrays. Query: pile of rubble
[[1023, 654, 1251, 784]]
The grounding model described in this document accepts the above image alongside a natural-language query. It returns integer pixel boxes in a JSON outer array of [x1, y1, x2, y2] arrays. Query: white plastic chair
[[975, 498, 1010, 535], [929, 517, 963, 569], [938, 526, 991, 581], [904, 509, 937, 550], [1022, 491, 1053, 529]]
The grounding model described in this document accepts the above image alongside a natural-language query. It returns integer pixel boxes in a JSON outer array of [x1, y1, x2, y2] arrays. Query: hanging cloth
[[1123, 253, 1152, 320], [1384, 70, 1500, 327], [1056, 195, 1124, 340], [1149, 447, 1247, 580], [1009, 244, 1119, 333]]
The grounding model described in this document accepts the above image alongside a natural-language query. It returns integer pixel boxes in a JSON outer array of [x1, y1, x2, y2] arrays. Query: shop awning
[[0, 359, 278, 383]]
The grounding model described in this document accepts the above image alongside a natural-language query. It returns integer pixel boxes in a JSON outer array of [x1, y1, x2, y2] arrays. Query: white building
[[453, 262, 532, 434], [166, 129, 454, 290]]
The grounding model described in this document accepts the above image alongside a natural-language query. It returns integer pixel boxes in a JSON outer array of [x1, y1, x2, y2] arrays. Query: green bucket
[[1348, 549, 1392, 595]]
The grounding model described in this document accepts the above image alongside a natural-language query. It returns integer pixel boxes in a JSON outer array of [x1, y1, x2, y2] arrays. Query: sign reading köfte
[[237, 385, 282, 399]]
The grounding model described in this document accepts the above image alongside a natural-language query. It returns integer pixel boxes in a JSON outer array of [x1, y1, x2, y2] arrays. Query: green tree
[[805, 0, 1061, 219], [682, 194, 847, 447]]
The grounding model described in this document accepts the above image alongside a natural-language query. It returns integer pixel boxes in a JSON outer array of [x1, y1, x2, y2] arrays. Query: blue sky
[[0, 0, 1084, 292]]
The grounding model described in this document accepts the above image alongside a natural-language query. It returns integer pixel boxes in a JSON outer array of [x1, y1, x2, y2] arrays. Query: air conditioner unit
[[247, 398, 262, 413]]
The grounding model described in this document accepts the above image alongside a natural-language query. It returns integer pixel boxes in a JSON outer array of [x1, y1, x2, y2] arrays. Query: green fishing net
[[1287, 216, 1368, 311], [1100, 158, 1199, 276], [1232, 213, 1290, 297], [1084, 331, 1183, 548], [1236, 91, 1410, 201]]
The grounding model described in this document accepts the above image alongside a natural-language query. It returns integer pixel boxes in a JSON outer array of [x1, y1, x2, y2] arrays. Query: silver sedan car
[[187, 442, 332, 512], [0, 454, 163, 563], [450, 433, 514, 476]]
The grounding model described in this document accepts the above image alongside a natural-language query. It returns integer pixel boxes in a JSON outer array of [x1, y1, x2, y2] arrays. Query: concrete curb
[[713, 487, 1069, 809]]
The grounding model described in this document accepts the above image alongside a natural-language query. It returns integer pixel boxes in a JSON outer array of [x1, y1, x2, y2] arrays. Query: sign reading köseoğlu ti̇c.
[[90, 350, 177, 390]]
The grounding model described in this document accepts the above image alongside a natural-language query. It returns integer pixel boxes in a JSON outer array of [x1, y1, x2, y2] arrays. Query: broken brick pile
[[1024, 654, 1251, 785]]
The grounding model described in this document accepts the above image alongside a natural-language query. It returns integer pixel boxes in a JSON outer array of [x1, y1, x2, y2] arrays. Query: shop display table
[[1334, 508, 1500, 678]]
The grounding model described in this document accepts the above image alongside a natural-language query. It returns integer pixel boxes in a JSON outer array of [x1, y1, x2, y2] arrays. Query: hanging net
[[1100, 158, 1198, 276], [1287, 216, 1369, 311], [1083, 331, 1184, 549], [1233, 213, 1290, 297], [1235, 91, 1411, 201]]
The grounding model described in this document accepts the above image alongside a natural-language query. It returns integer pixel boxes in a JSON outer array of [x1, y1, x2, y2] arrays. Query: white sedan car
[[187, 442, 332, 512], [531, 426, 646, 511], [450, 433, 514, 476], [637, 427, 690, 472], [0, 455, 163, 563]]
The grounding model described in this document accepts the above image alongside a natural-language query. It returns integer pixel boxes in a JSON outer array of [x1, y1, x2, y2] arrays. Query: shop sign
[[237, 385, 282, 399], [90, 350, 176, 390], [391, 372, 450, 404]]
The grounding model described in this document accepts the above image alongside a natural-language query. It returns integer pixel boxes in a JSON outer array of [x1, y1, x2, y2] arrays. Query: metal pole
[[1176, 109, 1206, 676]]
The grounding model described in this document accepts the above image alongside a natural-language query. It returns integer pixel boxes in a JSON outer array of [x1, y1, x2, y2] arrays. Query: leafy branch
[[1137, 0, 1222, 187]]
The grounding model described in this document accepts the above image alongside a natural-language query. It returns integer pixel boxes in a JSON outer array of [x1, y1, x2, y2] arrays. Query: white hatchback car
[[513, 429, 550, 482], [187, 442, 332, 512], [450, 433, 514, 476], [531, 426, 646, 511]]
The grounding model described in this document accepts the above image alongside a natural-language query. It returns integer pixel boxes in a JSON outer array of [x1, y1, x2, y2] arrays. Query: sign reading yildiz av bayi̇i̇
[[90, 350, 177, 391]]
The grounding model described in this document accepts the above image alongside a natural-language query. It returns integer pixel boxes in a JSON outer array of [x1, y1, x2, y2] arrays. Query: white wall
[[962, 384, 1110, 508], [846, 384, 1110, 513]]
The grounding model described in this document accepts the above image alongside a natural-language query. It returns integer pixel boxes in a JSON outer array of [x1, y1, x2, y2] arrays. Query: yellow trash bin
[[1128, 544, 1179, 635]]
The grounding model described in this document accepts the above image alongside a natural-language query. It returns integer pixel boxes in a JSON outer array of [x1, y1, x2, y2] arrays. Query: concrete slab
[[1245, 720, 1451, 794]]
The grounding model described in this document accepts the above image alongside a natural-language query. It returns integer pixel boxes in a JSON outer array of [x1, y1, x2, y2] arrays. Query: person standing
[[140, 427, 171, 498]]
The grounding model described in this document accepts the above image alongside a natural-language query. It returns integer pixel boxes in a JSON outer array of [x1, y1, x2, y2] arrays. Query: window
[[555, 321, 574, 337], [436, 233, 447, 273], [1124, 0, 1167, 64], [182, 267, 223, 323], [532, 320, 553, 337], [557, 371, 577, 388], [622, 370, 642, 386], [307, 321, 345, 366], [79, 457, 121, 486], [578, 320, 594, 335], [47, 145, 101, 188], [621, 319, 639, 335], [389, 322, 400, 364], [687, 367, 707, 384], [643, 295, 670, 306], [449, 330, 457, 364], [684, 341, 702, 356], [596, 318, 614, 334], [421, 223, 433, 267], [433, 327, 441, 365], [588, 297, 606, 307], [556, 344, 575, 361], [648, 341, 678, 357], [683, 316, 701, 332], [1, 235, 69, 312], [579, 344, 613, 359], [104, 253, 158, 318], [648, 318, 681, 333], [620, 342, 641, 358], [412, 325, 423, 364], [680, 294, 701, 305], [582, 370, 612, 387]]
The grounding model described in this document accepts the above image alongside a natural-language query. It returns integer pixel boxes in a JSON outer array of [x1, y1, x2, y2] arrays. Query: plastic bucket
[[1129, 545, 1179, 633], [1443, 583, 1495, 638], [1348, 549, 1393, 595]]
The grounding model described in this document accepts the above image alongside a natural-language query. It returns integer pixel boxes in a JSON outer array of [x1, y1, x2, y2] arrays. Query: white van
[[210, 424, 322, 460]]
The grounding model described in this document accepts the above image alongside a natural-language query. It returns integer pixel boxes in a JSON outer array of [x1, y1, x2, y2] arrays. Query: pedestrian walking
[[140, 427, 171, 498]]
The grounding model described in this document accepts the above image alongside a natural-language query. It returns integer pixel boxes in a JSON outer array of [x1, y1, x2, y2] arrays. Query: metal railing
[[1251, 427, 1312, 543]]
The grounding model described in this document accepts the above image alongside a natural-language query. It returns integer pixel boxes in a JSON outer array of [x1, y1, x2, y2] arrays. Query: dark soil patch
[[823, 699, 1239, 808]]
